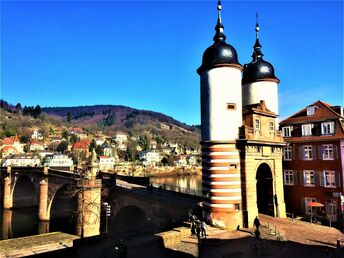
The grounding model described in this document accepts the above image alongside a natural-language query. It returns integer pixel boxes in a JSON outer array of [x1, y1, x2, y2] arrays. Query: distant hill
[[39, 105, 201, 148]]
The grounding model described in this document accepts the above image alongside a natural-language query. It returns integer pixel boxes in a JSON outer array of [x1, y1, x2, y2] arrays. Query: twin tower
[[197, 1, 286, 228]]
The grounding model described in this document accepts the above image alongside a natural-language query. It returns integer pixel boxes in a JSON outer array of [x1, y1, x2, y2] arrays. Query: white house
[[139, 151, 161, 166], [31, 128, 43, 140], [176, 155, 187, 166], [44, 154, 73, 169], [114, 132, 128, 144], [98, 156, 115, 172], [30, 140, 45, 151], [2, 154, 41, 167]]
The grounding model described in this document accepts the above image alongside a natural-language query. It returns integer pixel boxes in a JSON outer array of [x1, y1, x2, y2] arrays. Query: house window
[[322, 144, 334, 160], [283, 147, 292, 160], [302, 124, 313, 136], [269, 121, 274, 131], [255, 118, 261, 131], [307, 106, 317, 116], [282, 126, 292, 137], [321, 122, 334, 135], [303, 145, 314, 160], [305, 197, 317, 214], [323, 170, 336, 188], [303, 170, 315, 186], [284, 170, 294, 185]]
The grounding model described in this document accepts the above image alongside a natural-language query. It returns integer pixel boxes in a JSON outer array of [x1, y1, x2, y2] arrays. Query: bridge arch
[[48, 183, 77, 220], [12, 175, 38, 208], [111, 205, 148, 235]]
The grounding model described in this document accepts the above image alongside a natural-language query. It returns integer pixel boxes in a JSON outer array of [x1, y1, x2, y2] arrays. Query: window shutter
[[292, 146, 295, 160], [312, 146, 317, 160], [301, 197, 305, 213], [314, 171, 319, 186], [333, 145, 338, 160], [318, 171, 324, 187], [335, 171, 341, 188], [299, 146, 304, 160], [299, 171, 304, 186], [318, 145, 323, 160], [293, 170, 298, 185]]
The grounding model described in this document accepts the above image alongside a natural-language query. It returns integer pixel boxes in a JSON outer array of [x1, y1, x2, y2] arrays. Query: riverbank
[[116, 165, 201, 178]]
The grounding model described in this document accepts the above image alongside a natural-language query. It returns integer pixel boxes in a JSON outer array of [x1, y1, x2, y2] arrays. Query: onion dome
[[242, 15, 279, 84], [197, 1, 242, 74]]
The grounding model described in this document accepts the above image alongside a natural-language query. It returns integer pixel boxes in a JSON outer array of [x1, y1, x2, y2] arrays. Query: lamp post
[[103, 202, 111, 234]]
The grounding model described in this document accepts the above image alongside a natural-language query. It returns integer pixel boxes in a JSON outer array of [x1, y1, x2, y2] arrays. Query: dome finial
[[252, 12, 263, 61], [214, 0, 226, 43], [255, 12, 260, 39]]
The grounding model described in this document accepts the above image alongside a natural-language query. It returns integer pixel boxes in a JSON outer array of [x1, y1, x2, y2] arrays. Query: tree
[[20, 135, 29, 143], [33, 105, 41, 118], [70, 134, 80, 144], [67, 112, 72, 122], [57, 140, 68, 153], [15, 103, 22, 113], [95, 145, 104, 156], [89, 139, 97, 152], [62, 130, 69, 140], [126, 139, 138, 162]]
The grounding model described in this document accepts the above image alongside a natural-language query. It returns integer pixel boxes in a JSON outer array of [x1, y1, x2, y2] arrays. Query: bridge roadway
[[109, 179, 202, 236]]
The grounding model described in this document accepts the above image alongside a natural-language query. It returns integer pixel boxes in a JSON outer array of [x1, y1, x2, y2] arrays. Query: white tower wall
[[201, 67, 243, 142], [242, 81, 279, 115]]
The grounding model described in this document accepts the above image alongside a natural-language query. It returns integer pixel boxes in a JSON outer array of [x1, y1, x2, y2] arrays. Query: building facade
[[280, 101, 344, 223], [197, 1, 286, 228]]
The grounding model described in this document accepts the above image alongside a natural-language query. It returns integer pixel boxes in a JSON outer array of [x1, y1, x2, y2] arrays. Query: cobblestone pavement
[[165, 215, 344, 258]]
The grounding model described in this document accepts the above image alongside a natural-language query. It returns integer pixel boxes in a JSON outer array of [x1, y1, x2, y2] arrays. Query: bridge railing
[[150, 182, 203, 197]]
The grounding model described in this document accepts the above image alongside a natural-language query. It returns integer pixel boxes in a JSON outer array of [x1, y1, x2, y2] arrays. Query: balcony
[[239, 126, 284, 142]]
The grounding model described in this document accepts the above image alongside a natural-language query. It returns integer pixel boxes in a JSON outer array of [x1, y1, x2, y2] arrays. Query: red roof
[[73, 140, 91, 149], [2, 135, 20, 145], [280, 100, 343, 124], [99, 156, 110, 159], [280, 100, 344, 142], [72, 127, 83, 133], [30, 139, 44, 145], [1, 146, 19, 153]]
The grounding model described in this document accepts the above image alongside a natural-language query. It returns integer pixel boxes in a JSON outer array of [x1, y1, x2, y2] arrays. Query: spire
[[252, 13, 263, 61], [213, 0, 226, 43]]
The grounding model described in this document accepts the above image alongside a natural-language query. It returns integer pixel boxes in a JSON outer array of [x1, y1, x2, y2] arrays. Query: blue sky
[[1, 0, 343, 125]]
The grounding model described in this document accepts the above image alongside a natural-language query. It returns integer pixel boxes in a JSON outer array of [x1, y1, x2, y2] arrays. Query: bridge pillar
[[39, 179, 49, 221], [38, 221, 50, 234], [3, 176, 13, 209], [76, 178, 101, 238], [2, 209, 13, 239]]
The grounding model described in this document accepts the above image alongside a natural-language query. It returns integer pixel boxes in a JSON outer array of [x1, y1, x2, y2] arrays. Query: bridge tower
[[76, 153, 101, 238], [197, 1, 243, 228]]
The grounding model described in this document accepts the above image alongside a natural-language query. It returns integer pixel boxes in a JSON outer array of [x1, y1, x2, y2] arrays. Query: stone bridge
[[109, 180, 201, 236], [0, 167, 201, 239], [0, 166, 104, 238]]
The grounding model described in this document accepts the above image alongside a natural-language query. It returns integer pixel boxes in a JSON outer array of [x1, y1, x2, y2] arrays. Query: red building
[[280, 100, 344, 223]]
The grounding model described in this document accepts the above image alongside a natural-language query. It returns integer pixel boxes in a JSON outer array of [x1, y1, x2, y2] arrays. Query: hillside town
[[0, 124, 201, 176]]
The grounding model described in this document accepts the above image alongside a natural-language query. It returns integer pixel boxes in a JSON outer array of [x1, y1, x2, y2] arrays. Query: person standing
[[201, 221, 207, 238], [254, 216, 260, 231], [195, 220, 201, 240]]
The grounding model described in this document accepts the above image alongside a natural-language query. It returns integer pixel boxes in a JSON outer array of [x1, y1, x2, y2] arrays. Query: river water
[[0, 174, 202, 240], [149, 174, 202, 195]]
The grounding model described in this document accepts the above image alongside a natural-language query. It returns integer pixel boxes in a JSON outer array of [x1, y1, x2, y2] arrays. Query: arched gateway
[[256, 163, 274, 216]]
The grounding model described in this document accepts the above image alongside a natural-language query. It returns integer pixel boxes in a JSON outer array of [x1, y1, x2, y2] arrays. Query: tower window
[[254, 118, 261, 131], [227, 103, 236, 110], [269, 121, 275, 131]]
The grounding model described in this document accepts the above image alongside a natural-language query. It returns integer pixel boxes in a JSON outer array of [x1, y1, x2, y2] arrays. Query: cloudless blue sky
[[1, 0, 343, 125]]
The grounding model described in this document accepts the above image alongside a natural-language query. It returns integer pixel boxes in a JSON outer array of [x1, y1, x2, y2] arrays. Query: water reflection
[[0, 207, 75, 240], [149, 174, 202, 194]]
